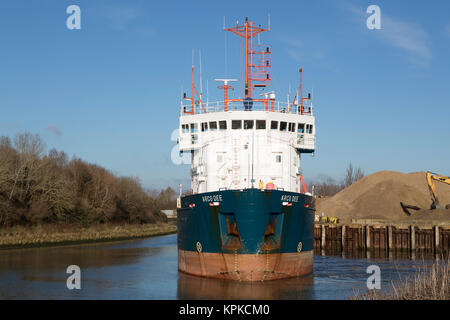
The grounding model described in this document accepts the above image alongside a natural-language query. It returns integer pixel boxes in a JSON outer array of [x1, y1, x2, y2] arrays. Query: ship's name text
[[202, 194, 223, 202], [281, 195, 299, 202]]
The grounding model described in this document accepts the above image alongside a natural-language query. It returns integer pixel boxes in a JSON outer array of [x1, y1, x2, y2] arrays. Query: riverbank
[[0, 223, 177, 250], [388, 258, 449, 300], [355, 256, 450, 300]]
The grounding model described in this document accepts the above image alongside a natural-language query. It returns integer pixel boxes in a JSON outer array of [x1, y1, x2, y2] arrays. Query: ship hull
[[177, 189, 314, 281]]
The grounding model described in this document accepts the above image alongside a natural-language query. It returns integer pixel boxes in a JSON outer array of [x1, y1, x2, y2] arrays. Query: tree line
[[0, 132, 176, 227], [310, 163, 365, 197]]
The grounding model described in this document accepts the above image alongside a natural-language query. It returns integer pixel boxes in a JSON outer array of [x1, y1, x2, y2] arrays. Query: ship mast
[[289, 68, 312, 115], [225, 17, 271, 99]]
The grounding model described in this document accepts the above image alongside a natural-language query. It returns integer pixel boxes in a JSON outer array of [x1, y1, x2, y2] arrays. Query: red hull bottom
[[178, 249, 313, 282]]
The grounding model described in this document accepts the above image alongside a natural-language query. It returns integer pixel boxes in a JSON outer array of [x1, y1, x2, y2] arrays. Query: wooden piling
[[365, 225, 371, 250], [341, 225, 346, 250], [434, 226, 440, 253], [321, 224, 326, 250], [387, 225, 393, 251], [313, 222, 449, 254]]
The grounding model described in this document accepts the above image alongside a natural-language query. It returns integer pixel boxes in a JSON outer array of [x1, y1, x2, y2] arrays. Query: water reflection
[[0, 244, 163, 273], [316, 247, 444, 261], [0, 235, 440, 300], [0, 237, 176, 300], [177, 272, 314, 300]]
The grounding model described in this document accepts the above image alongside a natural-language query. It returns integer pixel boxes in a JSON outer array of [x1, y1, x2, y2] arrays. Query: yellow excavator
[[400, 171, 450, 215]]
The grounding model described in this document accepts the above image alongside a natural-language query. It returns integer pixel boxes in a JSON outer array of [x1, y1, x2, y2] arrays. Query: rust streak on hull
[[178, 249, 313, 282]]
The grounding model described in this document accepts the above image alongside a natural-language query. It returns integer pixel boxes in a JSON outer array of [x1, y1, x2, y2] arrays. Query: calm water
[[0, 234, 436, 300]]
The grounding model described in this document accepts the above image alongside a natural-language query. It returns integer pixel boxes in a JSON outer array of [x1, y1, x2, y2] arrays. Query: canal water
[[0, 234, 436, 300]]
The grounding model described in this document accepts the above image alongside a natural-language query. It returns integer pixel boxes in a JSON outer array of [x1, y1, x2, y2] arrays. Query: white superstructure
[[179, 102, 315, 193]]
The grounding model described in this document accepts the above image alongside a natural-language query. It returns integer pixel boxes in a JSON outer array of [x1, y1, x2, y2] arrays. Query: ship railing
[[295, 134, 315, 145], [179, 100, 313, 116], [293, 134, 315, 150]]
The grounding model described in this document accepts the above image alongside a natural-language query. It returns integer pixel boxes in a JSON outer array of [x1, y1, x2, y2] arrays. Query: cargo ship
[[177, 18, 316, 281]]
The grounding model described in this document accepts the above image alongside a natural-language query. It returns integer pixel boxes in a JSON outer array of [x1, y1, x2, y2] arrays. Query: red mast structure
[[225, 17, 271, 99], [188, 18, 309, 114], [289, 68, 311, 115], [183, 65, 206, 114]]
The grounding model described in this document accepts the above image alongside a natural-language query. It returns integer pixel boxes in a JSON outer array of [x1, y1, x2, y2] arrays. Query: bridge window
[[297, 123, 304, 133], [288, 122, 295, 132], [190, 123, 198, 133], [182, 124, 189, 133], [256, 120, 266, 129], [244, 120, 254, 129], [270, 121, 278, 130], [280, 122, 287, 132], [209, 121, 217, 130], [232, 120, 242, 129], [201, 122, 208, 132], [219, 120, 227, 130], [305, 124, 314, 134]]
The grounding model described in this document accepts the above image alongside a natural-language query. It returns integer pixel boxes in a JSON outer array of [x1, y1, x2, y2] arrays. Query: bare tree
[[343, 162, 364, 188], [310, 164, 365, 197], [354, 166, 364, 181], [13, 132, 45, 156], [343, 163, 354, 188], [0, 132, 175, 227], [0, 137, 14, 188], [310, 175, 343, 197], [157, 187, 177, 209]]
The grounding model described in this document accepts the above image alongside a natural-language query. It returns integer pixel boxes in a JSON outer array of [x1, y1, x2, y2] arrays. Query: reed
[[353, 256, 450, 300], [389, 257, 449, 300]]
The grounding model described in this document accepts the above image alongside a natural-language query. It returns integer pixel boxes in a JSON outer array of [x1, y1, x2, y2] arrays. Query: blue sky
[[1, 0, 450, 190]]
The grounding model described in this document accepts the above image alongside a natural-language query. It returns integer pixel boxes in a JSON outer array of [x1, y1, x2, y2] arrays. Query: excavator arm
[[427, 171, 450, 209], [400, 171, 450, 216]]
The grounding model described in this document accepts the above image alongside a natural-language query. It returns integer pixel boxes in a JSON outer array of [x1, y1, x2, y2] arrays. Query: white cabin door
[[272, 152, 283, 189]]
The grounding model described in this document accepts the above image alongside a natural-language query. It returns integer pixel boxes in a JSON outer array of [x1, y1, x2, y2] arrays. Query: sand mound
[[316, 171, 450, 222], [410, 208, 450, 221]]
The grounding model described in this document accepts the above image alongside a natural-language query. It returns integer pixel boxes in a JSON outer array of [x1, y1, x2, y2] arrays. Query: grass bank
[[0, 223, 177, 250], [354, 256, 450, 300]]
